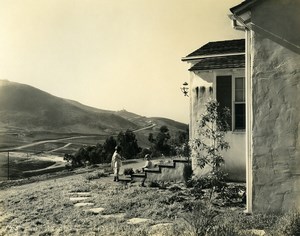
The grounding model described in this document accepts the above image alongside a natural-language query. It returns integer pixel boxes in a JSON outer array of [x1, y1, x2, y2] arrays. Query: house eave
[[181, 52, 245, 62], [230, 0, 260, 15], [190, 67, 245, 73]]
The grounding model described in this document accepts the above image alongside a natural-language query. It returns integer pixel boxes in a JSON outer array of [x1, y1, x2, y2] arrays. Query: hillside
[[0, 80, 139, 134], [0, 80, 188, 149]]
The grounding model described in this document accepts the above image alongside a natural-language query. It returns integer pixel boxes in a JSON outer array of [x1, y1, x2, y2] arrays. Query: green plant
[[232, 212, 279, 232], [136, 148, 152, 159], [85, 171, 107, 180], [117, 130, 141, 159], [148, 181, 160, 188], [181, 201, 217, 236], [183, 163, 193, 185], [148, 125, 172, 156], [123, 168, 134, 176], [208, 223, 239, 236], [273, 210, 300, 236], [191, 99, 230, 200]]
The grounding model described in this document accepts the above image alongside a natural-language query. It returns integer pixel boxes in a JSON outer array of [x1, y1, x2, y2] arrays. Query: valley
[[0, 80, 188, 181]]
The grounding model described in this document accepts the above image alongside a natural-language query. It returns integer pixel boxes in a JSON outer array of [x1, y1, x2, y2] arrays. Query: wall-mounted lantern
[[180, 82, 189, 97]]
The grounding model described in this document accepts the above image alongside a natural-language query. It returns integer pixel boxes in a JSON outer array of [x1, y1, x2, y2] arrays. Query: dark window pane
[[216, 76, 232, 130], [235, 103, 245, 129]]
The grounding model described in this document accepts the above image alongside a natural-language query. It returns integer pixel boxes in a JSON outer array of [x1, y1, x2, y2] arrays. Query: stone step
[[118, 177, 132, 182], [145, 169, 161, 174], [128, 158, 191, 183], [131, 173, 146, 178], [158, 164, 175, 169]]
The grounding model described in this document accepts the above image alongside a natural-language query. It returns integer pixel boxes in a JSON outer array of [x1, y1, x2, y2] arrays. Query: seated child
[[142, 154, 153, 172]]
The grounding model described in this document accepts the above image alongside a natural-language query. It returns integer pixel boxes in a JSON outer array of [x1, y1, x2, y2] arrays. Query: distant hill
[[0, 80, 138, 134], [0, 80, 188, 148]]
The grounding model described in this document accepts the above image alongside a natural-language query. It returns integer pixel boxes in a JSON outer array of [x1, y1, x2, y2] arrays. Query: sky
[[0, 0, 244, 124]]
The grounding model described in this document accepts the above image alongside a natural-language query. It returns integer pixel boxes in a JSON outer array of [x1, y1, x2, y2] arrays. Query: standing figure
[[111, 145, 124, 182]]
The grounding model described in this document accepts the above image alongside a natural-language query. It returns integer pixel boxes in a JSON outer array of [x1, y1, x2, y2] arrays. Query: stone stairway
[[120, 158, 191, 184]]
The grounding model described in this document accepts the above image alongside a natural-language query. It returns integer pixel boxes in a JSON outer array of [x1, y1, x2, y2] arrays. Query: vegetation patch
[[1, 169, 299, 236]]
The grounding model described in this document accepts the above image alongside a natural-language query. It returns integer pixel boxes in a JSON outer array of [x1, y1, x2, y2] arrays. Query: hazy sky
[[0, 0, 243, 123]]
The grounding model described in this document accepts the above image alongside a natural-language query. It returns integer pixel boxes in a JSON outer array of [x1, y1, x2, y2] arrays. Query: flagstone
[[127, 218, 151, 224], [241, 229, 266, 236], [68, 192, 92, 197], [149, 223, 174, 236], [70, 197, 90, 202], [150, 223, 173, 229], [87, 207, 105, 214], [101, 213, 126, 219], [74, 202, 95, 207]]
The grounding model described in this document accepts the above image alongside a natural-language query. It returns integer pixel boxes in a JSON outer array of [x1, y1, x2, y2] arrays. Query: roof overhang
[[181, 52, 245, 62], [230, 0, 260, 15], [229, 0, 265, 29], [188, 54, 245, 71]]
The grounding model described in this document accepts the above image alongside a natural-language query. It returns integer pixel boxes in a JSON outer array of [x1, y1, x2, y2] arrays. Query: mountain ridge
[[0, 80, 188, 148]]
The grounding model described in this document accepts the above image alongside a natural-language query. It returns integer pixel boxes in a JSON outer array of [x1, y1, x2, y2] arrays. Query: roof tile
[[186, 39, 245, 57], [189, 54, 245, 71]]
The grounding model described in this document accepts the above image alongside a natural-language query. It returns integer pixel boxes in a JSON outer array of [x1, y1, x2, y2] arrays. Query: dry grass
[[0, 170, 299, 236], [0, 172, 187, 235]]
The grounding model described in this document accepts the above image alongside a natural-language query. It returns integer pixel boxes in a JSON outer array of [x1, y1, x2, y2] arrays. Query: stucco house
[[183, 0, 300, 213], [182, 39, 246, 182], [230, 0, 300, 213]]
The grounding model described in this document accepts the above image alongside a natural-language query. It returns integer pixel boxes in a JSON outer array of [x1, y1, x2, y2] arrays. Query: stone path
[[67, 191, 144, 221], [67, 190, 173, 231]]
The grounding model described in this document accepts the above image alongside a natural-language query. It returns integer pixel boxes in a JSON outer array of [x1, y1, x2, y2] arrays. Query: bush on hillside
[[272, 210, 300, 236], [136, 148, 152, 159], [117, 130, 141, 159], [183, 163, 193, 184], [123, 168, 134, 176], [190, 99, 230, 201]]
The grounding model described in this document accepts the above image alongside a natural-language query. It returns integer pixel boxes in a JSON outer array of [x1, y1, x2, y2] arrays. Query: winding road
[[0, 123, 156, 153], [0, 136, 98, 152]]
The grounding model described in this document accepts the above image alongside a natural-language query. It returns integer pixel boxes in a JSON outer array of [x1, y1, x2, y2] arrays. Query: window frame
[[232, 76, 246, 132], [214, 71, 246, 133]]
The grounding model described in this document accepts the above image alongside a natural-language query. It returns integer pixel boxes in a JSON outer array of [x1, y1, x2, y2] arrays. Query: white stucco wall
[[189, 69, 246, 181], [250, 0, 300, 213]]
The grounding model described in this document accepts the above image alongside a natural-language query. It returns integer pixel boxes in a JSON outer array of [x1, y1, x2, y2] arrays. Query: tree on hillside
[[64, 136, 117, 168], [190, 99, 231, 199], [102, 136, 117, 162], [117, 129, 141, 159], [171, 129, 190, 157], [148, 125, 172, 156]]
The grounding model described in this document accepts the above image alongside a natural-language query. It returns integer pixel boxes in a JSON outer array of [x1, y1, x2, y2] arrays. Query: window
[[216, 76, 232, 130], [216, 76, 245, 131], [234, 77, 245, 130]]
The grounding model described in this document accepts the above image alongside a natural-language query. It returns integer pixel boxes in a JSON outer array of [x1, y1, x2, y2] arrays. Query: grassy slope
[[0, 169, 289, 236]]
